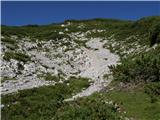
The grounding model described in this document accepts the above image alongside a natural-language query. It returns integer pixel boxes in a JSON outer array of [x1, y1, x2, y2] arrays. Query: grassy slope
[[1, 77, 90, 120], [53, 93, 125, 120], [1, 77, 124, 120], [105, 89, 160, 120]]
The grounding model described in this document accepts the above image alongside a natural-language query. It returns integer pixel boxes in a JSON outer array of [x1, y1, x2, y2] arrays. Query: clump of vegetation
[[1, 77, 16, 83], [1, 37, 16, 44], [149, 22, 160, 46], [109, 46, 160, 84], [44, 73, 59, 82], [2, 16, 160, 46], [108, 45, 160, 107], [64, 76, 91, 93], [54, 93, 124, 120], [1, 37, 19, 50], [74, 39, 87, 47], [39, 73, 60, 82], [3, 51, 31, 62], [1, 24, 70, 41], [145, 82, 160, 103], [1, 26, 28, 37], [1, 77, 94, 120]]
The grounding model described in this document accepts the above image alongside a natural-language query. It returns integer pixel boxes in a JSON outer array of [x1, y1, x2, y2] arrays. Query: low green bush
[[54, 93, 123, 120], [1, 37, 19, 50], [3, 51, 30, 62], [64, 76, 91, 93], [44, 73, 59, 82], [1, 38, 16, 44], [110, 46, 160, 84], [74, 39, 87, 47], [1, 77, 92, 120], [145, 82, 160, 103], [1, 77, 16, 83], [149, 22, 160, 46], [1, 86, 124, 120]]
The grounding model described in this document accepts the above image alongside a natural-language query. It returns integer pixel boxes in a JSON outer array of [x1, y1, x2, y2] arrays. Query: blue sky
[[1, 1, 160, 26]]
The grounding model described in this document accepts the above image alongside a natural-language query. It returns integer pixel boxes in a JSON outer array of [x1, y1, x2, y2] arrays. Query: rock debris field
[[1, 34, 119, 98]]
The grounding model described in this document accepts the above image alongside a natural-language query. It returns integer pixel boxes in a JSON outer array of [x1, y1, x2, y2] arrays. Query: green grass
[[145, 82, 160, 103], [1, 37, 16, 44], [3, 79, 158, 120], [1, 37, 19, 50], [0, 77, 16, 83], [109, 45, 160, 84], [2, 16, 159, 44], [106, 43, 160, 120], [149, 21, 160, 46], [54, 93, 125, 120], [1, 77, 125, 120], [64, 76, 91, 94], [3, 51, 31, 63], [1, 77, 91, 120], [38, 73, 60, 82], [105, 89, 160, 120], [74, 39, 87, 47]]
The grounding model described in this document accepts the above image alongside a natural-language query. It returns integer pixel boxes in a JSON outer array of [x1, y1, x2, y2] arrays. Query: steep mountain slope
[[1, 16, 160, 120]]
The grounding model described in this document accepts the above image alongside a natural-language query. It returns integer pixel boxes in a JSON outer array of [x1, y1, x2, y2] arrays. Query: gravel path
[[65, 38, 119, 101]]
